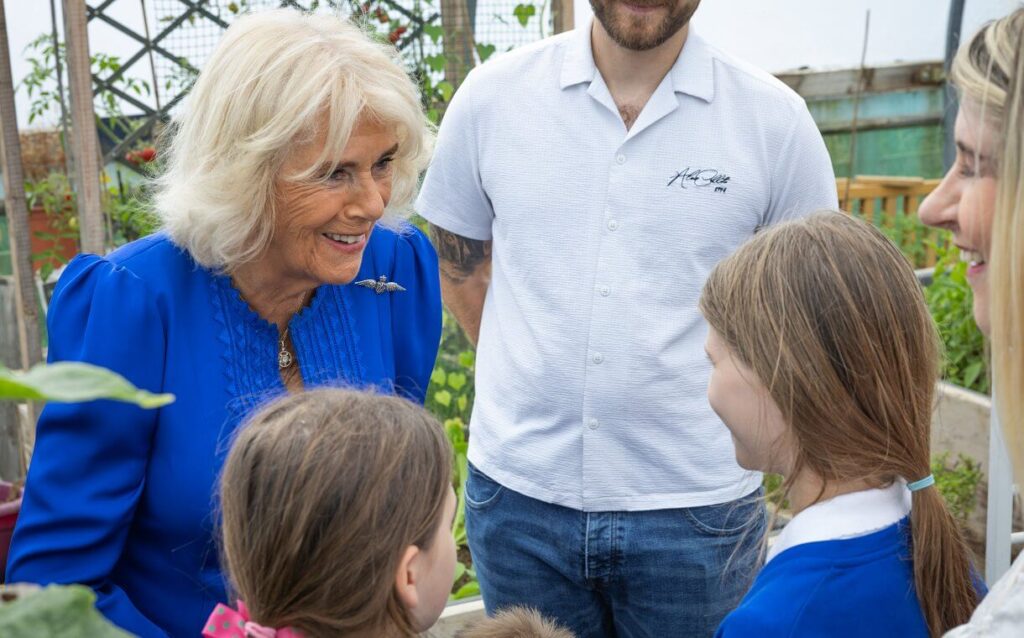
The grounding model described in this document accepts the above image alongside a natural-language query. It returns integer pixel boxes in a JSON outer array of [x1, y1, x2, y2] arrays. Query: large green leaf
[[0, 362, 174, 408], [0, 584, 134, 637]]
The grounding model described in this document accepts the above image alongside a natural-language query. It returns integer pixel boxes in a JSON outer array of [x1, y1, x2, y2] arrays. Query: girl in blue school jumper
[[699, 213, 985, 638]]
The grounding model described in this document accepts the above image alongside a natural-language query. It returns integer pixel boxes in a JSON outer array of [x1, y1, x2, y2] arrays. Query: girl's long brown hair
[[219, 389, 452, 637], [700, 212, 979, 636]]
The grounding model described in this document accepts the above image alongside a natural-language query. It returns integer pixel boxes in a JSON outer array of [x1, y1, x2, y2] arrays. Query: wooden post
[[553, 0, 575, 34], [441, 0, 476, 88], [0, 1, 44, 371], [0, 0, 43, 479], [62, 0, 105, 254]]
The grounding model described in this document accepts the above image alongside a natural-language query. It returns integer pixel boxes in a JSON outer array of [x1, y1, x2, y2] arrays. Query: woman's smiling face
[[918, 104, 998, 334], [264, 116, 399, 290]]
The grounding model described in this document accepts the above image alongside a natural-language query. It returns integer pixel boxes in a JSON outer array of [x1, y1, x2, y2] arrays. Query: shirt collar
[[766, 480, 912, 563], [559, 19, 716, 103]]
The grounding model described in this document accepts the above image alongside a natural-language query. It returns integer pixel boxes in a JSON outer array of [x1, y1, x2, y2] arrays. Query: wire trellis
[[83, 0, 550, 174]]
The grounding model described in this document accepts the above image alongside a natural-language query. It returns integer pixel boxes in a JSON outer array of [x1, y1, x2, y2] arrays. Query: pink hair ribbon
[[202, 601, 304, 638]]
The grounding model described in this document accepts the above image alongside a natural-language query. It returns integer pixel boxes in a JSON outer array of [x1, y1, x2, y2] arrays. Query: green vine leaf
[[475, 43, 496, 62], [447, 372, 467, 391], [433, 389, 452, 408], [513, 3, 536, 27], [0, 362, 175, 408], [437, 80, 455, 103], [423, 24, 445, 45], [425, 54, 447, 73]]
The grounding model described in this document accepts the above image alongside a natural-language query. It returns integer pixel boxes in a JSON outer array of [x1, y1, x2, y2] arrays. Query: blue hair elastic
[[907, 475, 936, 492]]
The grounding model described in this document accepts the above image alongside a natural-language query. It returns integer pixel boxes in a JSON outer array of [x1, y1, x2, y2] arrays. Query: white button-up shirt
[[417, 23, 838, 511]]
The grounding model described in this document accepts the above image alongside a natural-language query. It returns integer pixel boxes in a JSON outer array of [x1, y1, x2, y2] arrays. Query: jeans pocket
[[683, 488, 766, 537], [465, 462, 506, 510]]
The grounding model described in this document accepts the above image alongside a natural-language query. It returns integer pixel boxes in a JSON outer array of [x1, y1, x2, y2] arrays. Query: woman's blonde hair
[[153, 10, 432, 269], [220, 389, 452, 637], [952, 9, 1024, 486], [700, 212, 979, 636]]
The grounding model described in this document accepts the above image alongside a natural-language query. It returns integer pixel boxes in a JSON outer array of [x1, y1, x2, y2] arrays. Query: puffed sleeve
[[7, 254, 170, 638], [388, 225, 442, 403]]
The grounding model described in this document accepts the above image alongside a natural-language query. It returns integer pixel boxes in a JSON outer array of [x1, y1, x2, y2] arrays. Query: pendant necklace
[[278, 291, 311, 370]]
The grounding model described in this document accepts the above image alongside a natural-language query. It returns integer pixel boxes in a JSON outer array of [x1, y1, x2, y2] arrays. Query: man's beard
[[589, 0, 699, 51]]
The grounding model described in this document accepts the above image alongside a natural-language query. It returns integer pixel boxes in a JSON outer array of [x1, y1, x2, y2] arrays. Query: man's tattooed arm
[[429, 224, 493, 284], [428, 223, 492, 345]]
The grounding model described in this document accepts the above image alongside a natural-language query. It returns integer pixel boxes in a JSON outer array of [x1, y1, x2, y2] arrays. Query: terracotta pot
[[28, 206, 79, 272], [0, 481, 21, 583]]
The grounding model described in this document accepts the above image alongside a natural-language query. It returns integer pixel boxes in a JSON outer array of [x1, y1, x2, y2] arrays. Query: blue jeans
[[465, 463, 766, 638]]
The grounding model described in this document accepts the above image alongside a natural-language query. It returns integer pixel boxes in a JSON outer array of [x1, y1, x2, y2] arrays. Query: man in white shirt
[[417, 0, 837, 634]]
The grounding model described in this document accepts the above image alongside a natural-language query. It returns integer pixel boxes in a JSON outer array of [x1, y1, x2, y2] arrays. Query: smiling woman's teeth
[[960, 249, 985, 265], [325, 233, 361, 244]]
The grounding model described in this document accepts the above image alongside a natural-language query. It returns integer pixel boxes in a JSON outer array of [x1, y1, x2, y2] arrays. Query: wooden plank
[[882, 193, 899, 229], [553, 0, 574, 34], [0, 277, 19, 369], [816, 114, 942, 135], [0, 1, 43, 371], [862, 197, 877, 224], [777, 61, 945, 99], [63, 0, 105, 254], [0, 401, 19, 483], [0, 2, 43, 481], [441, 0, 475, 88], [856, 175, 926, 186]]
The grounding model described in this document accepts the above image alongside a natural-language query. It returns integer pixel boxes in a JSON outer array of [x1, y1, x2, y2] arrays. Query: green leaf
[[0, 584, 134, 637], [430, 367, 447, 386], [434, 389, 452, 407], [436, 80, 455, 103], [962, 360, 983, 389], [452, 561, 467, 583], [447, 372, 467, 391], [475, 43, 496, 63], [423, 24, 444, 45], [452, 580, 480, 599], [425, 54, 446, 73], [513, 4, 536, 27], [0, 362, 175, 408], [458, 350, 475, 368], [457, 394, 468, 413]]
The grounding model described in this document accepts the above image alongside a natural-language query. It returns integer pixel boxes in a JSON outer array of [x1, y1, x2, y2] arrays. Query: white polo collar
[[559, 19, 716, 103], [766, 480, 912, 564]]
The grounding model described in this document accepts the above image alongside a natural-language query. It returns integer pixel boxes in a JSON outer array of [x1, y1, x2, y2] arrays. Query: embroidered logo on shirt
[[667, 168, 731, 193]]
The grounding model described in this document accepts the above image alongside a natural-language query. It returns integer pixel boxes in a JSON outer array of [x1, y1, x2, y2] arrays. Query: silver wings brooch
[[355, 275, 406, 294]]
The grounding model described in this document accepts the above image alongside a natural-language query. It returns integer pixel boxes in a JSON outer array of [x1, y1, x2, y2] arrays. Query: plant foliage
[[0, 362, 174, 408]]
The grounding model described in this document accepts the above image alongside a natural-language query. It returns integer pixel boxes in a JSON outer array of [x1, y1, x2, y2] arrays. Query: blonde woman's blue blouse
[[6, 226, 442, 638]]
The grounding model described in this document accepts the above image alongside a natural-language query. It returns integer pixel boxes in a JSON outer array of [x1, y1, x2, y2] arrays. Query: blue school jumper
[[715, 519, 929, 637], [716, 482, 985, 638]]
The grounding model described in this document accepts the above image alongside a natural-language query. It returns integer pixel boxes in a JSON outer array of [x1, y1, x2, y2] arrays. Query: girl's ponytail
[[701, 213, 984, 637], [909, 483, 979, 636]]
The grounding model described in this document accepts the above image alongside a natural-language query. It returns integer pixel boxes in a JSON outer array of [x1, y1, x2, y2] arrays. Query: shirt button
[[615, 154, 626, 165], [587, 418, 599, 430], [592, 352, 604, 364], [598, 285, 610, 297], [607, 219, 618, 231]]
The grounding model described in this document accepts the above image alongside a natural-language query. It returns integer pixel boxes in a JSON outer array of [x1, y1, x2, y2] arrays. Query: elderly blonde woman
[[7, 11, 438, 638]]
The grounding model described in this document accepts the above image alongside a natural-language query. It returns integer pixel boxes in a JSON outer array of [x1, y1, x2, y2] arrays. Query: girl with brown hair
[[203, 388, 457, 638], [700, 213, 984, 638]]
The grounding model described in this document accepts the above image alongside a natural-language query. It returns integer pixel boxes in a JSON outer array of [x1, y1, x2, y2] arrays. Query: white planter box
[[433, 598, 486, 637]]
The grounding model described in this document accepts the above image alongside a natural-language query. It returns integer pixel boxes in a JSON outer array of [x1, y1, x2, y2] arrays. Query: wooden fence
[[837, 175, 944, 268]]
